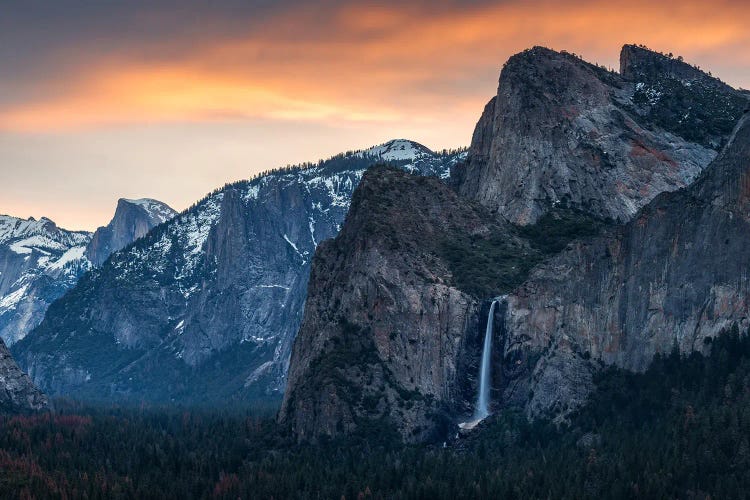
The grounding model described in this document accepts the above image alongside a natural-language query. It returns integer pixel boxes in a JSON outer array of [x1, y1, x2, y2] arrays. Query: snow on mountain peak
[[120, 198, 177, 224], [0, 214, 88, 247], [356, 139, 433, 161]]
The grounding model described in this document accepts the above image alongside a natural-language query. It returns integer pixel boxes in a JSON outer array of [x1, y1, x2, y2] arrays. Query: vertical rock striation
[[280, 166, 543, 441], [501, 110, 750, 421]]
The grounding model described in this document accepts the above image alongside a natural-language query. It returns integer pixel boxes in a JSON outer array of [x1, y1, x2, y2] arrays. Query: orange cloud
[[2, 0, 749, 133]]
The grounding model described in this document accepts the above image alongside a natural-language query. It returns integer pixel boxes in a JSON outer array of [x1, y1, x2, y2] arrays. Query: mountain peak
[[0, 213, 72, 246], [620, 44, 727, 85], [85, 197, 176, 267], [503, 45, 593, 73], [118, 198, 176, 223], [357, 139, 434, 161]]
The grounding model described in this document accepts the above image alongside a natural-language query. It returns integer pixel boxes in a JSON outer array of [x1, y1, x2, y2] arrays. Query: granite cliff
[[0, 337, 47, 413], [279, 166, 541, 441], [499, 109, 750, 421], [454, 46, 746, 225], [281, 45, 750, 441], [86, 198, 176, 267]]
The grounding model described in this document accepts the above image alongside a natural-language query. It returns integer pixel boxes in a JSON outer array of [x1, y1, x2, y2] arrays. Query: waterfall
[[474, 300, 498, 420]]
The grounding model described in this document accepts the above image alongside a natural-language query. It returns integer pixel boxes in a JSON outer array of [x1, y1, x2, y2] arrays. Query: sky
[[2, 0, 750, 230]]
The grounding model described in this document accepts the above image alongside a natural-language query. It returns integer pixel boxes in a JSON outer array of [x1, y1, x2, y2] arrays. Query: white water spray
[[458, 299, 501, 430], [474, 300, 498, 420]]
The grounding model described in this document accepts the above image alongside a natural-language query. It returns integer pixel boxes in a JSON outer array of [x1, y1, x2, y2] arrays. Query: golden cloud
[[2, 0, 749, 132]]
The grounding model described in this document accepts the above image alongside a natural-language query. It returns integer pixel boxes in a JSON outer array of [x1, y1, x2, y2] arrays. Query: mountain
[[86, 198, 177, 267], [453, 46, 746, 225], [498, 109, 750, 422], [281, 46, 750, 441], [279, 166, 538, 441], [13, 141, 465, 404], [0, 215, 91, 346], [0, 199, 175, 346]]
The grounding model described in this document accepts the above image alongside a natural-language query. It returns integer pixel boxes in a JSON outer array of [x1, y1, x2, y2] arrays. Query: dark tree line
[[2, 327, 750, 498]]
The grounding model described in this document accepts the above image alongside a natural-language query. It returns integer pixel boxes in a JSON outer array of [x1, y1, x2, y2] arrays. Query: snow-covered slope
[[0, 215, 91, 345], [15, 140, 466, 404], [0, 198, 175, 345]]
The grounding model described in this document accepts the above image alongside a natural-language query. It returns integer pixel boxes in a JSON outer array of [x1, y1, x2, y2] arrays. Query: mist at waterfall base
[[459, 300, 499, 430]]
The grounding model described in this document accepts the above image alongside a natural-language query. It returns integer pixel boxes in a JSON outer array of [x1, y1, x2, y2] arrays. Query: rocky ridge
[[0, 215, 92, 346], [454, 45, 746, 225]]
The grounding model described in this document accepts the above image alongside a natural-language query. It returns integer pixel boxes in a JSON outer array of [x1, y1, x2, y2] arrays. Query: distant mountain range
[[12, 140, 465, 405]]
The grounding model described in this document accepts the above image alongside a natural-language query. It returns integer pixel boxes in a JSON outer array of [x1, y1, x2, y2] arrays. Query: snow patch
[[0, 285, 28, 310], [283, 234, 305, 260], [47, 246, 86, 271], [356, 139, 432, 161], [256, 284, 290, 290], [244, 184, 260, 201], [308, 217, 317, 246], [10, 235, 66, 255], [244, 361, 274, 387]]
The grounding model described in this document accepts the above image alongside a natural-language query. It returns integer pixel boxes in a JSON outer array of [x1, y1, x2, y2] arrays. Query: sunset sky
[[3, 0, 750, 230]]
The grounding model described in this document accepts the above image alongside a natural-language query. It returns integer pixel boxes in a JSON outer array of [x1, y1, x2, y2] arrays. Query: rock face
[[280, 166, 538, 441], [14, 141, 464, 404], [86, 198, 176, 267], [281, 46, 750, 441], [0, 337, 47, 412], [500, 110, 750, 421], [454, 46, 745, 225], [0, 199, 175, 346]]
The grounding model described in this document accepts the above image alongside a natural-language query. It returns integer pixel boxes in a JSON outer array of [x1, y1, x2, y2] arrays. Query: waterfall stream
[[458, 299, 501, 430], [474, 300, 498, 420]]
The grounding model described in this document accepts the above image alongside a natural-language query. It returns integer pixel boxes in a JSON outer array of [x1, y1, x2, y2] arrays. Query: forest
[[2, 327, 750, 499]]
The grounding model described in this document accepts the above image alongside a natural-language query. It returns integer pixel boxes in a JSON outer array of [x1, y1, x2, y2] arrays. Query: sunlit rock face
[[454, 46, 746, 225]]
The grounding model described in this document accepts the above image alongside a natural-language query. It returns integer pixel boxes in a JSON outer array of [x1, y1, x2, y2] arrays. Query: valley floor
[[2, 328, 750, 499]]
